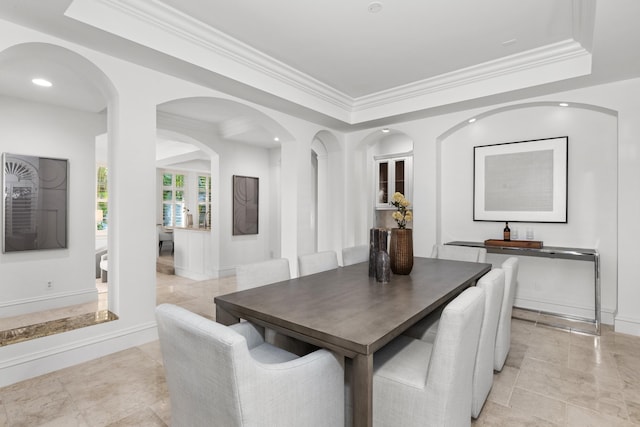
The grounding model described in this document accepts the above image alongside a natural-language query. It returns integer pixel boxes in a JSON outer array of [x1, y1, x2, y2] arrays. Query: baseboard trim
[[0, 288, 99, 318], [614, 315, 640, 337], [0, 320, 158, 387]]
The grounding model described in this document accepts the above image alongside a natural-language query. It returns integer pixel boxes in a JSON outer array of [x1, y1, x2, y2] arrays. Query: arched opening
[[156, 97, 295, 278], [436, 101, 618, 325], [0, 42, 116, 343], [354, 129, 415, 241]]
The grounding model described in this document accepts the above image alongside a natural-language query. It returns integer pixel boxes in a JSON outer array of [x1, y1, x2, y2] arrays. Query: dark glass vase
[[375, 230, 391, 283]]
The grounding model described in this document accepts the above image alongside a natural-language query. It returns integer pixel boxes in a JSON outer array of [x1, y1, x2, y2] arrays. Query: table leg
[[352, 353, 373, 427], [215, 305, 239, 325]]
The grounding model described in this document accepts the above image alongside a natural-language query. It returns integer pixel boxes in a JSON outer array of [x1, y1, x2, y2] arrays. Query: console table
[[446, 241, 600, 335]]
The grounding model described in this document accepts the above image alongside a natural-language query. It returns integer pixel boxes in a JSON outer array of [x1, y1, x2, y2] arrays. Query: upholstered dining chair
[[157, 225, 173, 255], [298, 250, 339, 276], [431, 244, 487, 263], [341, 244, 369, 266], [235, 258, 291, 291], [403, 244, 488, 341], [403, 268, 505, 419], [371, 287, 485, 427], [494, 257, 519, 371], [156, 304, 344, 427], [471, 268, 505, 418]]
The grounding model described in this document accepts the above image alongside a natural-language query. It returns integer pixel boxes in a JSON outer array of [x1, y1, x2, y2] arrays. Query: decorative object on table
[[484, 239, 543, 249], [473, 136, 568, 223], [375, 229, 391, 283], [503, 222, 510, 241], [389, 192, 414, 275], [184, 208, 193, 228], [369, 228, 386, 277], [3, 153, 68, 252], [369, 228, 378, 277], [232, 175, 259, 235]]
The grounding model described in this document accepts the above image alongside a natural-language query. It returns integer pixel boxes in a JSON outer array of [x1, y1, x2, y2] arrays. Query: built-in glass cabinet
[[375, 154, 413, 209]]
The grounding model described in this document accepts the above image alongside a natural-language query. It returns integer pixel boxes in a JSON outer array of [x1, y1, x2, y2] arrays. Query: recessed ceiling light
[[273, 137, 280, 142], [559, 103, 569, 107], [468, 118, 477, 123], [32, 78, 52, 87], [368, 2, 383, 13], [381, 128, 390, 133]]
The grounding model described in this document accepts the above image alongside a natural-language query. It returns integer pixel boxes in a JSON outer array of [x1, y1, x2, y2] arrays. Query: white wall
[[439, 105, 617, 321], [0, 96, 106, 316], [345, 78, 640, 333], [0, 20, 341, 387], [218, 142, 273, 275], [5, 12, 640, 390]]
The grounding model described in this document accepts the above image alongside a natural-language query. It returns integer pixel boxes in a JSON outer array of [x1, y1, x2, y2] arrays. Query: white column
[[107, 93, 157, 323]]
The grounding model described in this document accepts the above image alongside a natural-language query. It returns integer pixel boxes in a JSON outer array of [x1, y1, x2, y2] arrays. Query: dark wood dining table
[[215, 256, 491, 427]]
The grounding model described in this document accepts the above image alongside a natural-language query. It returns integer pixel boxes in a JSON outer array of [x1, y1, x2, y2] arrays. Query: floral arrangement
[[390, 192, 413, 229]]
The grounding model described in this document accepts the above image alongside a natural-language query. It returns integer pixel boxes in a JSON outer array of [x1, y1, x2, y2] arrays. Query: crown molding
[[157, 110, 217, 133], [88, 0, 353, 111], [352, 39, 591, 111], [67, 0, 596, 124]]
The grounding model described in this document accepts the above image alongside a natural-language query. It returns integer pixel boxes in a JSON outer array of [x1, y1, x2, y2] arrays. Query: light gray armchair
[[235, 258, 290, 291], [298, 250, 339, 276], [494, 257, 519, 371], [156, 304, 344, 427], [431, 244, 487, 263], [372, 287, 485, 427], [341, 245, 369, 266]]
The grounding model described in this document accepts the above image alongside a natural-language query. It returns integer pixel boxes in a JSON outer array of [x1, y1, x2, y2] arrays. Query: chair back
[[157, 303, 344, 427], [494, 257, 519, 371], [342, 245, 369, 266], [471, 268, 505, 418], [425, 287, 485, 426], [156, 303, 251, 427], [431, 244, 487, 263], [298, 250, 339, 276], [157, 224, 173, 242], [236, 258, 291, 290]]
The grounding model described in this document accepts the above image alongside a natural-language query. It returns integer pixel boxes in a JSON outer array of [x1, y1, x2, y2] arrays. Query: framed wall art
[[3, 153, 69, 252], [232, 175, 259, 235], [473, 136, 568, 223]]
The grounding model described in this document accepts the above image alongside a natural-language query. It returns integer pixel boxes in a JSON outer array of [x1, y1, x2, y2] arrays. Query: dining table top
[[215, 256, 492, 357]]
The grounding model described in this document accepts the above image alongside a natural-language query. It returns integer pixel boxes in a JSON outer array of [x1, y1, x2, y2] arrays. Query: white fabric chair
[[471, 268, 505, 418], [99, 253, 108, 283], [298, 250, 339, 276], [403, 268, 505, 419], [95, 247, 107, 279], [156, 303, 344, 427], [403, 244, 488, 341], [235, 258, 291, 291], [341, 244, 369, 266], [494, 257, 519, 371], [431, 244, 487, 263], [157, 225, 174, 255], [371, 287, 485, 427]]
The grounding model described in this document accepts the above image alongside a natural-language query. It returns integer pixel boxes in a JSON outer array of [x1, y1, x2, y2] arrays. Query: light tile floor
[[1, 272, 640, 426]]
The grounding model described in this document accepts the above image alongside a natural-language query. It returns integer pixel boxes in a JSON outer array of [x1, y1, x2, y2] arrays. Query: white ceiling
[[0, 0, 639, 132], [158, 0, 574, 98]]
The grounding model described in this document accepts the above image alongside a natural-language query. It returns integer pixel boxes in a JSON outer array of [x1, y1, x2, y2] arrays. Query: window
[[375, 155, 413, 209], [162, 172, 186, 227], [96, 165, 108, 233], [197, 175, 212, 228]]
